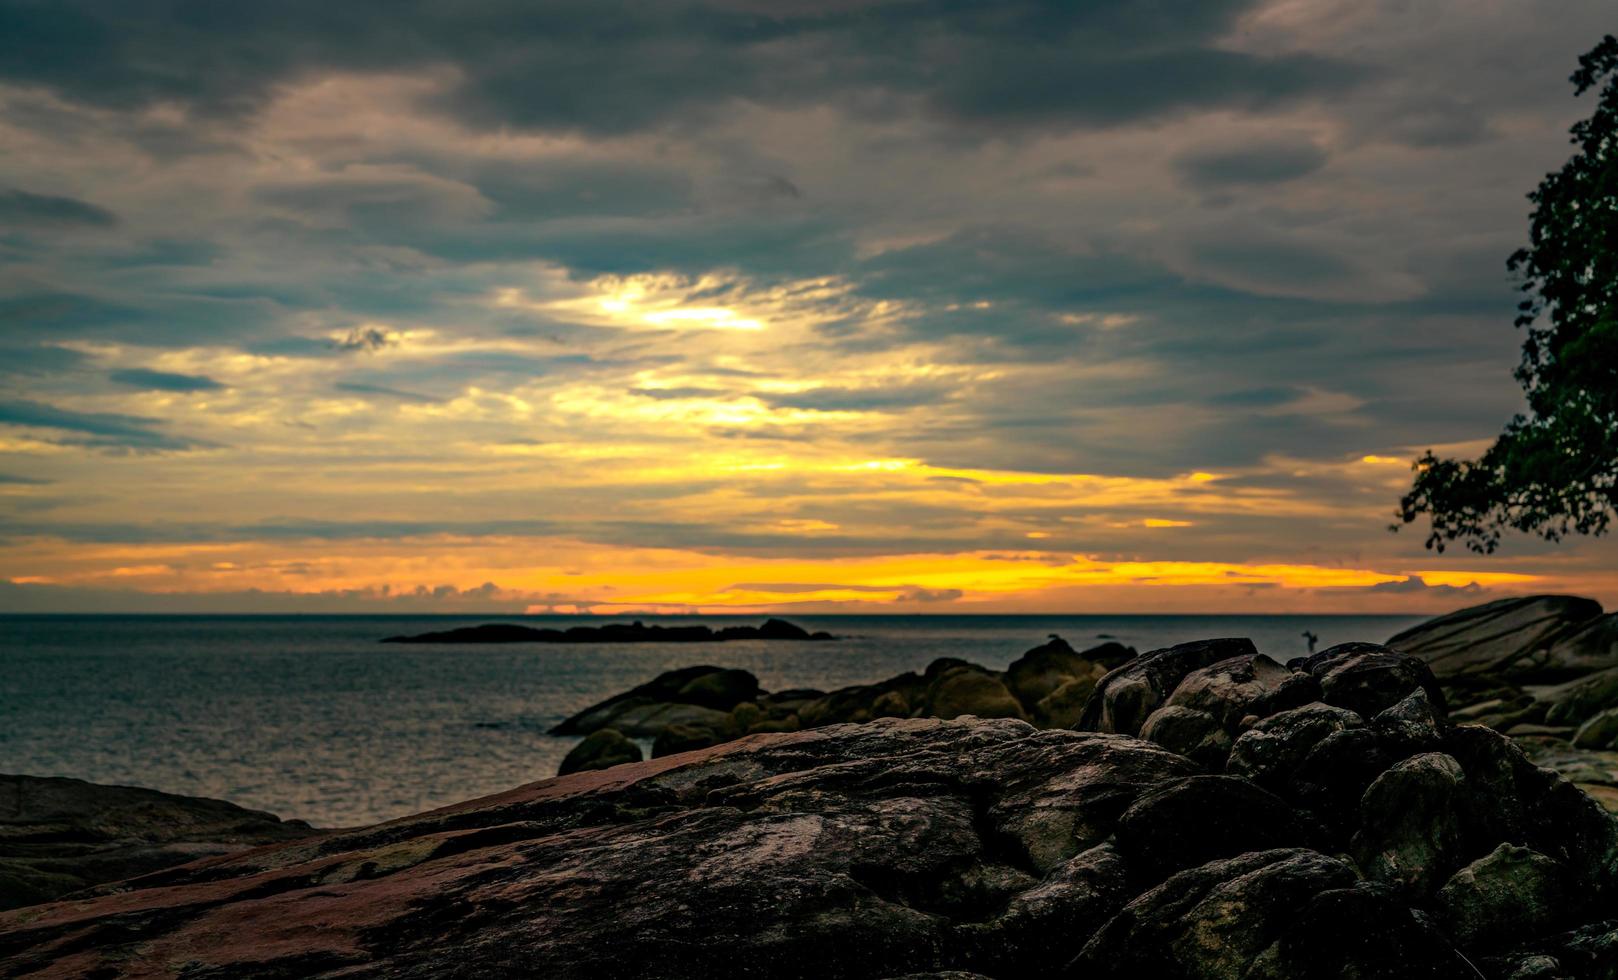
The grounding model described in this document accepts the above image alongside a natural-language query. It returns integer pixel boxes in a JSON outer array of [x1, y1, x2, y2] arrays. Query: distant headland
[[379, 617, 835, 644]]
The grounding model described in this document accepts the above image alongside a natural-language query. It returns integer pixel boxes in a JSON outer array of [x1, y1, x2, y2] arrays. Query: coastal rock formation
[[0, 775, 316, 912], [1388, 596, 1618, 811], [381, 617, 835, 644], [549, 636, 1134, 761], [1387, 594, 1607, 682], [557, 729, 643, 775], [5, 702, 1615, 979]]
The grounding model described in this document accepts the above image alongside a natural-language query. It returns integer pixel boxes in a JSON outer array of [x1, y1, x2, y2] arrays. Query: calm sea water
[[0, 614, 1422, 827]]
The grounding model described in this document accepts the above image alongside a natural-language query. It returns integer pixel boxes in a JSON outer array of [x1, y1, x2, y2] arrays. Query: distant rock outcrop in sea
[[380, 617, 835, 644]]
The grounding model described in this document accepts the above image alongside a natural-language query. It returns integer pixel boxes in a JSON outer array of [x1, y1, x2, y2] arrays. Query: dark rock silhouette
[[557, 729, 642, 775], [0, 774, 315, 911], [381, 617, 835, 644]]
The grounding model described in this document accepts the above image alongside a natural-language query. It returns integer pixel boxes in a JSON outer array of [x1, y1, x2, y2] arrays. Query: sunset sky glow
[[2, 0, 1617, 612]]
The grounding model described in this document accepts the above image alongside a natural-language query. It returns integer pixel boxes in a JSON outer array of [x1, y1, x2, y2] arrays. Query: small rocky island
[[6, 594, 1618, 978], [380, 617, 835, 644]]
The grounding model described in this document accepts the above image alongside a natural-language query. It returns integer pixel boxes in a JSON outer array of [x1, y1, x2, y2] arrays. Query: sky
[[1, 0, 1616, 615]]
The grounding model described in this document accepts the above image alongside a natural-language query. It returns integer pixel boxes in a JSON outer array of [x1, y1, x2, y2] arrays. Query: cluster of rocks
[[0, 774, 316, 911], [5, 636, 1617, 977], [1386, 595, 1618, 810], [555, 636, 1136, 774], [381, 617, 835, 644]]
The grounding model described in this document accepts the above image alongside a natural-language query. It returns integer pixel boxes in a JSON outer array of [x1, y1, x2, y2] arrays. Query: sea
[[0, 613, 1424, 828]]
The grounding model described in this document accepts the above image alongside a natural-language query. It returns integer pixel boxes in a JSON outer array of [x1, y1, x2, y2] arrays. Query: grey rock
[[0, 774, 315, 912], [1139, 705, 1231, 768], [1301, 642, 1448, 720], [1574, 707, 1618, 750], [558, 728, 645, 775], [1387, 595, 1605, 683], [1163, 653, 1320, 729], [1078, 638, 1258, 737], [1436, 843, 1569, 949], [1350, 752, 1467, 895]]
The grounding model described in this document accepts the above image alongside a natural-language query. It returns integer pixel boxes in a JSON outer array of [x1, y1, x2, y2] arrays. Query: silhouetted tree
[[1398, 35, 1618, 553]]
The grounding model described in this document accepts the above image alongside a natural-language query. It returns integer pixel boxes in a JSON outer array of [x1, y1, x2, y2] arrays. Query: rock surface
[[0, 774, 316, 912], [557, 729, 643, 775], [6, 697, 1617, 979], [1387, 595, 1605, 682]]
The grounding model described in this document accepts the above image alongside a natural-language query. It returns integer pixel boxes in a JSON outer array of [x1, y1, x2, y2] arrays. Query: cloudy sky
[[1, 0, 1615, 614]]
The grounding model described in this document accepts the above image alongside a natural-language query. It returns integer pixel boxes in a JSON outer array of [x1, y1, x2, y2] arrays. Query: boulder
[[1227, 702, 1366, 789], [1114, 775, 1315, 883], [1078, 638, 1259, 736], [1067, 849, 1360, 978], [1035, 676, 1100, 729], [1163, 653, 1320, 729], [1442, 725, 1618, 897], [1138, 705, 1231, 768], [1350, 753, 1467, 895], [1544, 666, 1618, 727], [1574, 708, 1618, 750], [651, 723, 725, 758], [1386, 595, 1604, 682], [550, 665, 753, 736], [1371, 688, 1446, 755], [558, 728, 645, 775], [1435, 843, 1569, 950], [1253, 881, 1478, 980], [1003, 636, 1091, 709], [1300, 643, 1447, 720], [918, 664, 1028, 722], [674, 668, 760, 710], [1540, 613, 1618, 680], [0, 774, 315, 912]]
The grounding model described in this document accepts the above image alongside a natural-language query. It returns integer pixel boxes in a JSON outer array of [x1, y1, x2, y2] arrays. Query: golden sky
[[2, 1, 1616, 613]]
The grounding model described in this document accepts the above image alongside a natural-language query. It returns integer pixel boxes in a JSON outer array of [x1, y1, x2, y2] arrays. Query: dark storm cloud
[[0, 0, 1362, 136], [1173, 138, 1328, 188], [0, 399, 204, 451], [109, 368, 225, 392], [0, 187, 118, 228], [757, 385, 949, 412]]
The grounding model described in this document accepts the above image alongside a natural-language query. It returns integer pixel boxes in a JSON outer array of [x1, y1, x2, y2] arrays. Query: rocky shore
[[4, 595, 1618, 978], [0, 775, 317, 912]]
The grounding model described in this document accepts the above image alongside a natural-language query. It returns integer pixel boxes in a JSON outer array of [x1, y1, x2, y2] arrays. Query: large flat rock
[[0, 774, 316, 912], [1387, 595, 1605, 682]]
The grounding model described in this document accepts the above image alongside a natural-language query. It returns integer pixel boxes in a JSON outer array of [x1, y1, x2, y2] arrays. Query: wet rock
[[1442, 725, 1618, 896], [0, 774, 315, 912], [1003, 636, 1091, 708], [917, 664, 1028, 722], [1386, 595, 1604, 683], [1035, 675, 1100, 729], [651, 723, 725, 758], [1066, 848, 1359, 979], [1163, 653, 1320, 730], [1078, 638, 1258, 736], [550, 665, 753, 736], [1544, 666, 1618, 727], [1252, 881, 1477, 980], [1115, 775, 1314, 883], [1540, 613, 1618, 682], [1226, 702, 1366, 789], [674, 668, 760, 710], [1138, 705, 1231, 768], [1372, 688, 1446, 755], [953, 843, 1130, 976], [1350, 752, 1467, 895], [1436, 843, 1569, 950], [558, 728, 645, 775], [1574, 707, 1618, 749], [1301, 642, 1447, 720]]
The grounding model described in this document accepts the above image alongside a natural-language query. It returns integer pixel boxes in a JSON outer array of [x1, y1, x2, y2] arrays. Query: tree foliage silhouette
[[1398, 35, 1618, 553]]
